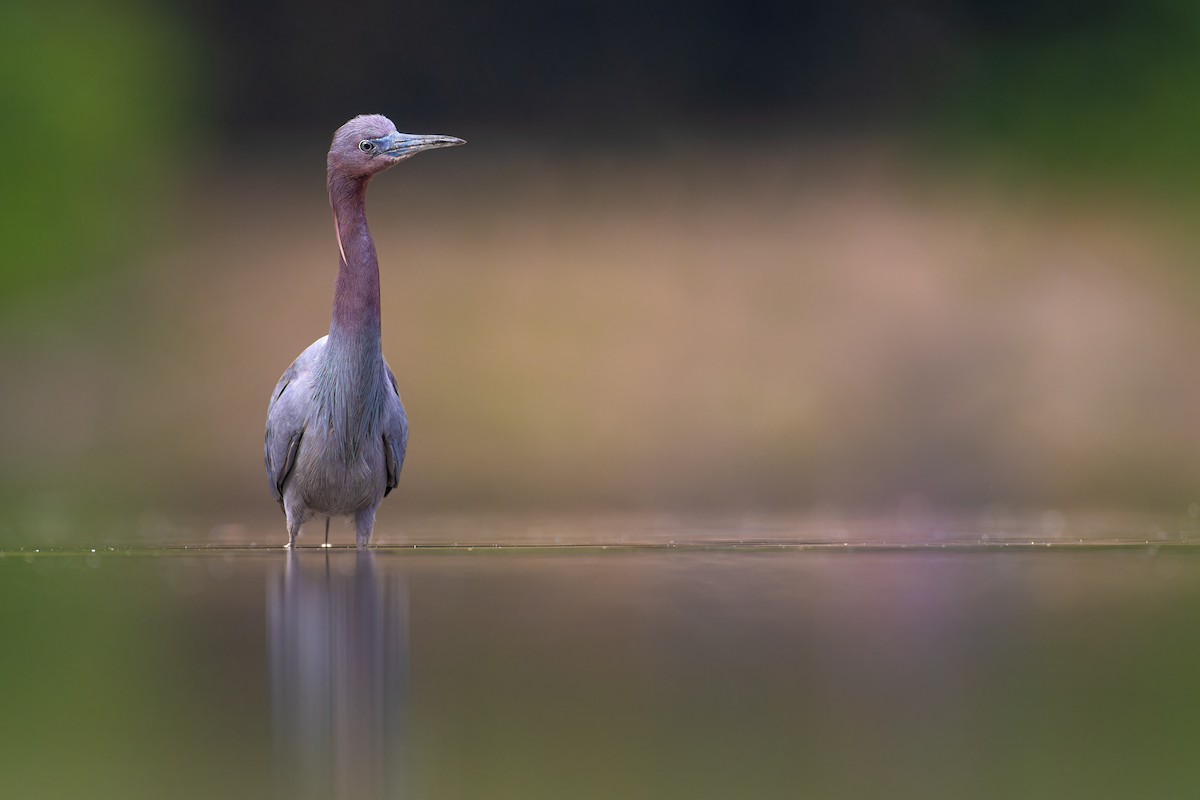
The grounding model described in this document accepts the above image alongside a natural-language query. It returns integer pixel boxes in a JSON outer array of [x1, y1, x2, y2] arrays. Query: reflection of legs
[[355, 507, 376, 548]]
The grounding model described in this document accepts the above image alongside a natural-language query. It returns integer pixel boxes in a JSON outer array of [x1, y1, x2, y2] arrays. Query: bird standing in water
[[265, 115, 464, 547]]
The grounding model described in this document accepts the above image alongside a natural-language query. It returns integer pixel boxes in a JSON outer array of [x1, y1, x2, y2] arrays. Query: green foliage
[[936, 2, 1200, 192], [0, 1, 196, 309]]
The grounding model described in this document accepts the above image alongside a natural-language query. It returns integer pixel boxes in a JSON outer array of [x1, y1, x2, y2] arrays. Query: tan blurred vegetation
[[5, 141, 1200, 534]]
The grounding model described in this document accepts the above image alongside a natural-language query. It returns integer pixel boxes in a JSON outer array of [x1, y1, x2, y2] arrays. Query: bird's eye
[[359, 140, 376, 153]]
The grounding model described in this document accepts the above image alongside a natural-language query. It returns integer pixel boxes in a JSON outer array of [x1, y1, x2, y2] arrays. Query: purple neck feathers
[[328, 174, 381, 348], [319, 173, 387, 456]]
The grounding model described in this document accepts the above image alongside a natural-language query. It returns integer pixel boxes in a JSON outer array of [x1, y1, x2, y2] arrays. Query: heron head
[[328, 114, 465, 179]]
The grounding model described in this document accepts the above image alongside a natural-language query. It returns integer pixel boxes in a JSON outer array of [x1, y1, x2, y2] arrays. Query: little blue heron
[[264, 114, 464, 547]]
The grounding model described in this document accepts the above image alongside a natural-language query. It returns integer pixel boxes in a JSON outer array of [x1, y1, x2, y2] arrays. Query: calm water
[[3, 543, 1200, 799]]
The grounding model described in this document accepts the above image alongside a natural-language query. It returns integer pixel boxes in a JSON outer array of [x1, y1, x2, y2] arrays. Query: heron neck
[[319, 174, 387, 455], [327, 175, 382, 358]]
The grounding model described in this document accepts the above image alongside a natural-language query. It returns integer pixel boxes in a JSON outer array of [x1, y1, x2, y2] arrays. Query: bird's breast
[[293, 425, 386, 514]]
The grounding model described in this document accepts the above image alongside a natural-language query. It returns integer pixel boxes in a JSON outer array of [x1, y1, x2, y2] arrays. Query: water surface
[[3, 542, 1200, 799]]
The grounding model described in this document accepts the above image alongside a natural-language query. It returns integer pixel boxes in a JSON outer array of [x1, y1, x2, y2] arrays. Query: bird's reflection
[[269, 550, 409, 800]]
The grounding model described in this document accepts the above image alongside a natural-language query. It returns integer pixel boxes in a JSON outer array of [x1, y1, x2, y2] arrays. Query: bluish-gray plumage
[[265, 114, 463, 547]]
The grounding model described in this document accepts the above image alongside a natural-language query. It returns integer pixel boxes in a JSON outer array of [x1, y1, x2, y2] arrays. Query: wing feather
[[382, 361, 409, 497], [264, 336, 327, 506]]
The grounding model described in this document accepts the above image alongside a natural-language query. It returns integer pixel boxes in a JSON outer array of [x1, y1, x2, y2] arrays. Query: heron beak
[[378, 132, 466, 159]]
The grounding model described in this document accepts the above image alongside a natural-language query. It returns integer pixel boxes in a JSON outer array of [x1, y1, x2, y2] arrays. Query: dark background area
[[186, 1, 1182, 146], [196, 0, 962, 138]]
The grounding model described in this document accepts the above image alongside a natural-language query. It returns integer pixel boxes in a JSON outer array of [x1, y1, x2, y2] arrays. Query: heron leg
[[354, 507, 377, 548], [284, 498, 305, 548], [324, 516, 331, 547]]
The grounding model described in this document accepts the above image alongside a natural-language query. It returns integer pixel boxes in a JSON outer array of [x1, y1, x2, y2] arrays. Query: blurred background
[[4, 0, 1200, 543]]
